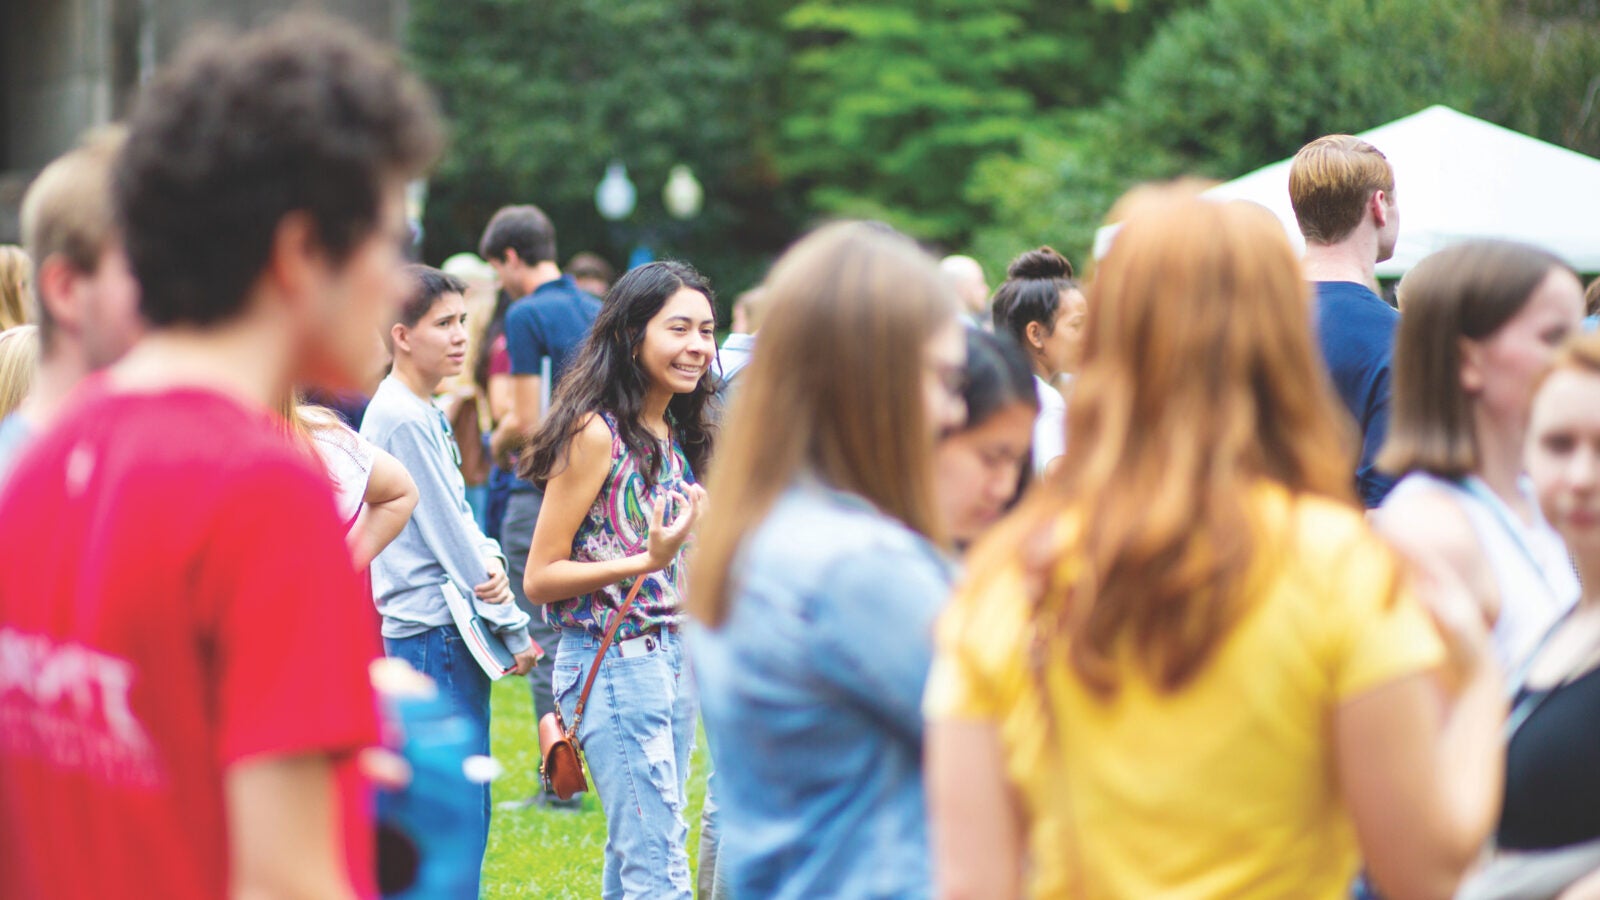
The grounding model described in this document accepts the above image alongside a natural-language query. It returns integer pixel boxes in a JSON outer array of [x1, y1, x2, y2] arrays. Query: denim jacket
[[690, 477, 953, 899]]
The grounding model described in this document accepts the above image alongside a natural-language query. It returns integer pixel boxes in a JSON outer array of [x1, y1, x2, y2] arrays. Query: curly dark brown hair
[[115, 14, 444, 328]]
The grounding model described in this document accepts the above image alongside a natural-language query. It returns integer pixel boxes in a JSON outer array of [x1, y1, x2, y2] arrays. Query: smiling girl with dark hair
[[519, 259, 716, 898]]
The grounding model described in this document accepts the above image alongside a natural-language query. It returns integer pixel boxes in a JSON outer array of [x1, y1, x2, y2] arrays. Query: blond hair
[[1545, 331, 1600, 382], [0, 325, 41, 419], [1288, 135, 1394, 245], [0, 246, 32, 330], [19, 127, 126, 344]]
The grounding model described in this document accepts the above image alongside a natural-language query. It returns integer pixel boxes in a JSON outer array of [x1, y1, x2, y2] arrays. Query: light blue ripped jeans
[[554, 626, 696, 899]]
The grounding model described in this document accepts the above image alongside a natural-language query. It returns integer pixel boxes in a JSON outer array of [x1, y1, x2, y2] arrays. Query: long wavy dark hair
[[518, 260, 717, 489]]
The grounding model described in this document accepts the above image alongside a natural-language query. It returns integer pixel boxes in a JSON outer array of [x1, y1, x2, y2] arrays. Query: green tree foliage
[[966, 109, 1161, 279], [1477, 0, 1600, 157], [409, 0, 1595, 297], [777, 0, 1194, 247], [968, 0, 1600, 274], [1110, 0, 1490, 179], [407, 0, 792, 300]]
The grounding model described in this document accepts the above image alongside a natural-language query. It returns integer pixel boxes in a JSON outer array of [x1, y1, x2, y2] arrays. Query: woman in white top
[[285, 400, 418, 570], [1376, 240, 1586, 671], [989, 247, 1086, 479]]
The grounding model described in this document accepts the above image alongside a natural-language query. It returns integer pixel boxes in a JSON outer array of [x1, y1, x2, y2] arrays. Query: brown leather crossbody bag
[[537, 576, 648, 800]]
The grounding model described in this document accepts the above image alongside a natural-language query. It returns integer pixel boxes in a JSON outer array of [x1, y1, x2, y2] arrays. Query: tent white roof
[[1093, 105, 1600, 275]]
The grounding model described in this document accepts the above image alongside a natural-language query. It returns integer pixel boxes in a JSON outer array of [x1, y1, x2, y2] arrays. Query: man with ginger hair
[[0, 127, 145, 478], [1289, 134, 1401, 507]]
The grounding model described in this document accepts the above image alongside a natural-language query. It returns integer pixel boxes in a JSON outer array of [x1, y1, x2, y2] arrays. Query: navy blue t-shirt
[[503, 274, 601, 491], [1312, 281, 1398, 508]]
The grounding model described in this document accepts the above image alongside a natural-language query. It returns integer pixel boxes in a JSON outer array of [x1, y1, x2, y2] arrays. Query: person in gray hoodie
[[363, 264, 537, 894]]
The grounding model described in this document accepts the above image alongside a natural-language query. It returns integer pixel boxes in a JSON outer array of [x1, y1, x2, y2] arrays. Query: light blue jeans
[[698, 772, 731, 900], [385, 625, 491, 899], [554, 626, 696, 900]]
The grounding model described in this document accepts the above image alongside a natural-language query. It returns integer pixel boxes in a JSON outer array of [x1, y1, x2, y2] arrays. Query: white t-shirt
[[1032, 375, 1067, 478], [1383, 472, 1579, 672], [312, 424, 377, 531]]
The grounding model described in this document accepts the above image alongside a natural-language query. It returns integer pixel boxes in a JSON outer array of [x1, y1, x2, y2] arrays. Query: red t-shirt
[[489, 333, 511, 378], [0, 383, 381, 899]]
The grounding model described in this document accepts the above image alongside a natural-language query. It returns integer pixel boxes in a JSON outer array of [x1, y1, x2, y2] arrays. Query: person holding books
[[363, 264, 539, 897], [520, 260, 716, 899]]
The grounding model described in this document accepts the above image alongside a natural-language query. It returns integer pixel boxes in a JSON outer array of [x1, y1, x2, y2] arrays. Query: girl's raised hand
[[646, 489, 705, 568]]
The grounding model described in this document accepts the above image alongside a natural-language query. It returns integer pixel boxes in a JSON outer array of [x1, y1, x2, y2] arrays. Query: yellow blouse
[[925, 491, 1444, 899]]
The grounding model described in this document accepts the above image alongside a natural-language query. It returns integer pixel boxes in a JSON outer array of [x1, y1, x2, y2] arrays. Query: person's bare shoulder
[[571, 412, 613, 455], [547, 412, 614, 485], [1372, 484, 1498, 619]]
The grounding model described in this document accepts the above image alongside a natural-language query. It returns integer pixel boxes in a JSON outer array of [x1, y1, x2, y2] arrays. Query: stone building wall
[[0, 0, 404, 243]]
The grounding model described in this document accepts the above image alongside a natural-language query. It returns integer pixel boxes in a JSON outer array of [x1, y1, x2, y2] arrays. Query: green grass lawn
[[482, 676, 710, 897]]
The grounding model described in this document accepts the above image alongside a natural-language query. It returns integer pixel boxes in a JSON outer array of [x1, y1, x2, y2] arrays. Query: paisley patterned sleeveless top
[[546, 411, 696, 640]]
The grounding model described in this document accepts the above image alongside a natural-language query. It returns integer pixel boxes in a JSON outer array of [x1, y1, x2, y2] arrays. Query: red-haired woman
[[1459, 334, 1600, 898], [926, 191, 1505, 900]]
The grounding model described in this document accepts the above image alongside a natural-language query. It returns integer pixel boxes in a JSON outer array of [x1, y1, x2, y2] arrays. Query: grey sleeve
[[380, 420, 532, 650]]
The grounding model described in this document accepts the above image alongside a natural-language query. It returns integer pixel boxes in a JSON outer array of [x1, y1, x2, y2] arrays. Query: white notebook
[[440, 582, 518, 681]]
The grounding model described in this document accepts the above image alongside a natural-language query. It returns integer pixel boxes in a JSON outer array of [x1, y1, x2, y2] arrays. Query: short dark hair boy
[[478, 204, 558, 269]]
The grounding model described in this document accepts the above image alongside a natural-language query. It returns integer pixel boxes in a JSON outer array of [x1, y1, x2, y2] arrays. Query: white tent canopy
[[1094, 105, 1600, 276]]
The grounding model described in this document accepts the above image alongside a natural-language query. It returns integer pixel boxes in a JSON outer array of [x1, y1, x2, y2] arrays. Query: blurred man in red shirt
[[0, 15, 442, 900]]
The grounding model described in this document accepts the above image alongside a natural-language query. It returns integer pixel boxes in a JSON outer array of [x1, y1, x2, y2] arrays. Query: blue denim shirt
[[689, 478, 953, 899]]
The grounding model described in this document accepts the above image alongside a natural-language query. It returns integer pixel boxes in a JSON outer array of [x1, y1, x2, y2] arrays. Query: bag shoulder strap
[[567, 575, 648, 737], [1455, 476, 1566, 601]]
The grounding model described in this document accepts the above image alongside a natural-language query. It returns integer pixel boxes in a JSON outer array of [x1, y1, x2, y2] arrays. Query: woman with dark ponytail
[[990, 247, 1087, 477]]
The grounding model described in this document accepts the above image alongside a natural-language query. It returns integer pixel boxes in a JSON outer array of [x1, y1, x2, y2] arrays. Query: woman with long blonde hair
[[689, 221, 966, 899], [925, 191, 1505, 899]]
